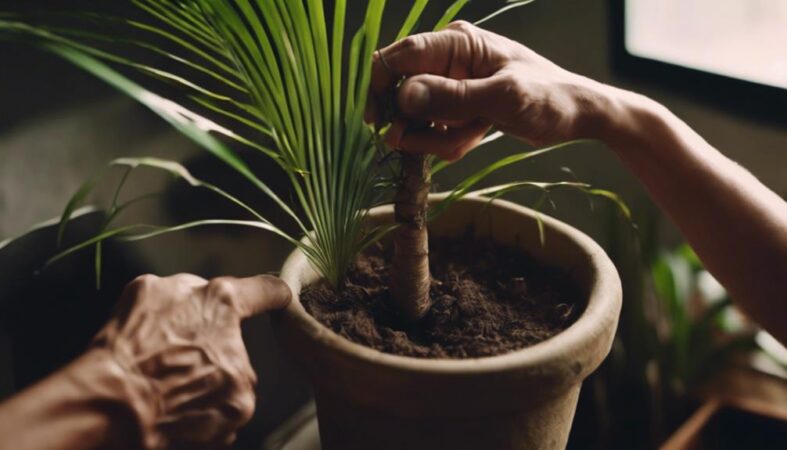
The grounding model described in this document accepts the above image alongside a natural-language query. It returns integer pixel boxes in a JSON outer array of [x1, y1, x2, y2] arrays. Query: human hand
[[93, 274, 291, 450], [368, 21, 614, 161]]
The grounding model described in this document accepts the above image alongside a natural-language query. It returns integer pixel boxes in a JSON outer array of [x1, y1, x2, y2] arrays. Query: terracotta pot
[[272, 195, 622, 450]]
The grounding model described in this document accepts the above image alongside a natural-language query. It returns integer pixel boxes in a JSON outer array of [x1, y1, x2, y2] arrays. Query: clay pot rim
[[279, 194, 621, 376]]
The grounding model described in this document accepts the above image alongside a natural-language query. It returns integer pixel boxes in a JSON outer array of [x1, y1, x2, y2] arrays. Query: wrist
[[588, 83, 668, 154], [0, 348, 157, 450], [71, 348, 158, 450]]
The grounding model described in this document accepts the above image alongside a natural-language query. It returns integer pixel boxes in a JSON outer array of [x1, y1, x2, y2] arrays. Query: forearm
[[0, 349, 147, 450], [598, 88, 787, 343], [370, 22, 787, 341]]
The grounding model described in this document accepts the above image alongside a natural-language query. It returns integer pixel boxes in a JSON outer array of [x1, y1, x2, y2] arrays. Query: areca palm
[[0, 0, 626, 319]]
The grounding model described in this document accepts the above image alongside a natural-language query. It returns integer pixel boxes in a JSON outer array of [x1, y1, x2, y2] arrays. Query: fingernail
[[401, 81, 430, 115]]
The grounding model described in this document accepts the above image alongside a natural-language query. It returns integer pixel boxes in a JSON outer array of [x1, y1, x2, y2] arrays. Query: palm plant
[[0, 0, 626, 320]]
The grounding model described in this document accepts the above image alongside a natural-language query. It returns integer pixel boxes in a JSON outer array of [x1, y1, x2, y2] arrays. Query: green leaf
[[434, 0, 470, 30], [2, 0, 623, 293], [430, 140, 583, 218], [678, 243, 704, 272], [473, 180, 632, 244], [475, 0, 536, 26], [46, 43, 307, 235], [652, 249, 694, 370], [397, 0, 429, 40], [0, 206, 99, 253], [432, 130, 504, 175], [46, 220, 282, 267], [57, 167, 111, 247], [587, 188, 632, 221], [652, 256, 680, 316]]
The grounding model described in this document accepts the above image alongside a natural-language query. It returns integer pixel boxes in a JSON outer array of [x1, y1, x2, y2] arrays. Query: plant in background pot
[[1, 1, 629, 448]]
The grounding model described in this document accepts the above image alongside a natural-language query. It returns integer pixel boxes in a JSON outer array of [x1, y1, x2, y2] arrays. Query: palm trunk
[[389, 153, 431, 321]]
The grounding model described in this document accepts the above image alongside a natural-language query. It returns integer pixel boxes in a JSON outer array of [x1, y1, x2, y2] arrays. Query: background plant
[[0, 0, 627, 311], [568, 230, 762, 449]]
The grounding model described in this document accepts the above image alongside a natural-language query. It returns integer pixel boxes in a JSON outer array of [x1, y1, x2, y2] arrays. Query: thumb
[[209, 275, 292, 319], [397, 74, 501, 123]]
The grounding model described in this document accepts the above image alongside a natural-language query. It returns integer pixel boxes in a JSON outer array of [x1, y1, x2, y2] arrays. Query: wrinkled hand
[[368, 21, 611, 160], [95, 274, 291, 450]]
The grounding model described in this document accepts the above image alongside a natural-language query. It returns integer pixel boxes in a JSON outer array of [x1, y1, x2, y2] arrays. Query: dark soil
[[300, 236, 583, 359]]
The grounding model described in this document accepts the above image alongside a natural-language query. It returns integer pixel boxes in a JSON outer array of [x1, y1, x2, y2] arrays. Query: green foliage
[[1, 1, 626, 288], [650, 244, 754, 388]]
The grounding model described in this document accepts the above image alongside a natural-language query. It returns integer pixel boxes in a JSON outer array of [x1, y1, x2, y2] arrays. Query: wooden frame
[[609, 0, 787, 123]]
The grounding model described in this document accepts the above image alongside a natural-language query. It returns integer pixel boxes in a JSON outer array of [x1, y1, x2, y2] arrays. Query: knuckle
[[236, 394, 256, 424], [131, 274, 158, 289], [124, 274, 158, 299], [171, 272, 206, 285], [497, 74, 528, 112], [207, 278, 238, 306], [448, 20, 475, 34], [224, 380, 256, 426], [497, 72, 520, 93], [400, 34, 426, 53]]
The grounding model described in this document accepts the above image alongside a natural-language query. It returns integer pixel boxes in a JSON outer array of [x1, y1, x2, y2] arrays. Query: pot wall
[[272, 195, 622, 450]]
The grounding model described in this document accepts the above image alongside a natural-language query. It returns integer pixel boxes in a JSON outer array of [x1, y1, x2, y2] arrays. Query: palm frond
[[0, 1, 628, 290], [430, 140, 585, 218], [475, 0, 537, 26], [47, 220, 282, 268]]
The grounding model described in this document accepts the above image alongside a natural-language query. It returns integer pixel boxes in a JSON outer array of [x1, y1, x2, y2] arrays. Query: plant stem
[[390, 152, 431, 321]]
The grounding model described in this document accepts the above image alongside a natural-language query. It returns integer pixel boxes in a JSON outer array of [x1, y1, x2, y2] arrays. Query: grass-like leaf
[[434, 0, 470, 30], [47, 220, 282, 268], [430, 140, 584, 218], [1, 1, 630, 293], [475, 0, 537, 26]]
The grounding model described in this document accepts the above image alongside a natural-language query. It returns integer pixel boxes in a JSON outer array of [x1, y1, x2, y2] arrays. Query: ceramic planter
[[272, 194, 622, 450]]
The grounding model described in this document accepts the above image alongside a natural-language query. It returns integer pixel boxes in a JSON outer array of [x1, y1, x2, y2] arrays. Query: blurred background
[[1, 1, 786, 449]]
